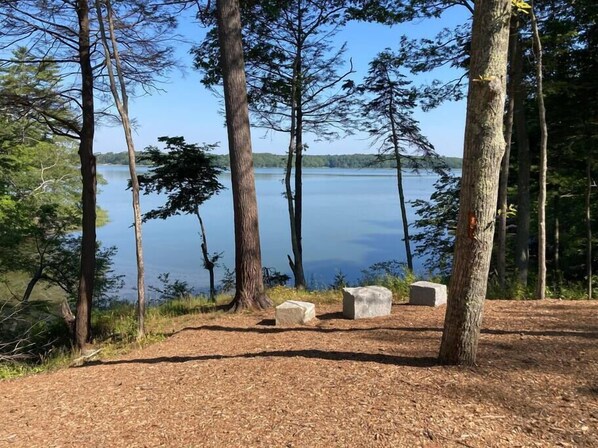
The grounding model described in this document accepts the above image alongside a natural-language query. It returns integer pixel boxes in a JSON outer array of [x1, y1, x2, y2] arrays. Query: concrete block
[[342, 286, 392, 319], [275, 300, 316, 325], [409, 281, 447, 307]]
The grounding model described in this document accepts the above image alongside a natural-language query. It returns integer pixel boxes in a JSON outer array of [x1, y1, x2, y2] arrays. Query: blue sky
[[94, 6, 471, 158]]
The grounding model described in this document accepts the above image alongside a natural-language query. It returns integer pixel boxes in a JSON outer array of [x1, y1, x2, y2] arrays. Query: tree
[[0, 52, 121, 327], [496, 16, 519, 291], [513, 23, 531, 288], [137, 136, 225, 301], [0, 0, 181, 348], [534, 0, 597, 296], [214, 0, 271, 310], [530, 1, 548, 300], [438, 0, 511, 365], [94, 0, 146, 337], [195, 0, 356, 288], [360, 50, 442, 271], [0, 48, 81, 295], [411, 172, 461, 277]]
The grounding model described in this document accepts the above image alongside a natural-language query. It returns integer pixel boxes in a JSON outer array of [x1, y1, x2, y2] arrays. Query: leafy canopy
[[137, 136, 225, 221]]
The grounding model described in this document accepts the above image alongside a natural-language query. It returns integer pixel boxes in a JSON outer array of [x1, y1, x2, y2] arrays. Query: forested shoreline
[[96, 151, 463, 170]]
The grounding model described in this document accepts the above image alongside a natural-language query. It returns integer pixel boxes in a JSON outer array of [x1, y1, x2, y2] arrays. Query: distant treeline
[[97, 151, 462, 170]]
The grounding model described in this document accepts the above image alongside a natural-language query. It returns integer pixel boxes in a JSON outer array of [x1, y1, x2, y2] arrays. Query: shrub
[[359, 260, 418, 300]]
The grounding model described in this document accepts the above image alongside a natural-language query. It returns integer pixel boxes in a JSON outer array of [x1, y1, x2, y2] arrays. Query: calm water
[[97, 165, 451, 297]]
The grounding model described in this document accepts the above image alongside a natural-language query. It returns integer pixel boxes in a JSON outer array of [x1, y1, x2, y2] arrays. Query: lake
[[97, 165, 453, 298]]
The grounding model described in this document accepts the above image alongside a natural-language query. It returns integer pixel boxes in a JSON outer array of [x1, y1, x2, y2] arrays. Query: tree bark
[[553, 191, 561, 296], [195, 205, 216, 300], [288, 3, 306, 289], [497, 17, 518, 291], [95, 0, 146, 337], [438, 0, 511, 366], [293, 53, 306, 289], [389, 104, 413, 271], [216, 0, 271, 311], [531, 3, 548, 300], [285, 52, 305, 288], [513, 34, 531, 287], [75, 0, 97, 350], [22, 266, 43, 303], [587, 157, 592, 299]]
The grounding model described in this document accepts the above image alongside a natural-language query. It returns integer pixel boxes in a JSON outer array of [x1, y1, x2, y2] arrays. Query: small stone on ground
[[342, 286, 392, 319], [409, 281, 447, 307], [275, 300, 316, 325]]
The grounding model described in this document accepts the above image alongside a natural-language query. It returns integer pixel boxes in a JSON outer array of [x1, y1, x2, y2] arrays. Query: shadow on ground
[[82, 349, 438, 368]]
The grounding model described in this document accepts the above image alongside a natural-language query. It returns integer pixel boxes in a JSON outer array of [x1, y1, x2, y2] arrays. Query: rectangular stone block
[[342, 286, 392, 319], [409, 281, 447, 307], [275, 300, 316, 325]]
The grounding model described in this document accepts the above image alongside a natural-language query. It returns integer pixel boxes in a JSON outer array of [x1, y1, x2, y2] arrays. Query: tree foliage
[[137, 136, 225, 299], [411, 172, 460, 277]]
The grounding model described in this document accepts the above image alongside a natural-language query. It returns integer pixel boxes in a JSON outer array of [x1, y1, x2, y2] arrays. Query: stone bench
[[275, 300, 316, 325], [409, 281, 447, 307], [342, 286, 392, 319]]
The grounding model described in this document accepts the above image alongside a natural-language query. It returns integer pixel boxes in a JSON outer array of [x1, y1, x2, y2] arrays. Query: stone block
[[409, 281, 447, 307], [342, 286, 392, 319], [275, 300, 316, 325]]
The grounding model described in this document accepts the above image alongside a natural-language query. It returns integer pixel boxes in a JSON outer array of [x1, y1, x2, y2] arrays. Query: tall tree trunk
[[95, 0, 146, 337], [289, 4, 306, 289], [438, 0, 511, 366], [389, 104, 413, 271], [586, 157, 593, 299], [553, 191, 561, 296], [285, 132, 297, 277], [216, 0, 271, 311], [513, 33, 531, 287], [497, 17, 518, 291], [75, 0, 97, 350], [285, 53, 304, 287], [531, 4, 548, 300], [293, 66, 306, 289]]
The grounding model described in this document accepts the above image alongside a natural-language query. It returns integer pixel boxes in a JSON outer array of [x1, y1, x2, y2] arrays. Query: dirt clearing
[[1, 299, 597, 447]]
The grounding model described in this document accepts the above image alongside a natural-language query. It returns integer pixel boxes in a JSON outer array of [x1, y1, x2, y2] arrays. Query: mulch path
[[1, 299, 597, 448]]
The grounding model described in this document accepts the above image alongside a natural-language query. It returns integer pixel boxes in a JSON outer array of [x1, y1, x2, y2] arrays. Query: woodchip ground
[[1, 299, 597, 447]]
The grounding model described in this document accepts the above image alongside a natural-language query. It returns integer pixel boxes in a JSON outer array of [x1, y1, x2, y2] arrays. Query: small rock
[[275, 301, 315, 325], [409, 281, 447, 307], [342, 286, 392, 319]]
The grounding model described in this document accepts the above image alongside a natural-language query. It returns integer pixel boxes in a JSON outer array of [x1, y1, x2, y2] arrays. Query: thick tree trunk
[[438, 0, 511, 366], [216, 0, 271, 311], [497, 17, 518, 291], [513, 34, 531, 287], [75, 0, 96, 350], [96, 0, 146, 338], [531, 4, 548, 300]]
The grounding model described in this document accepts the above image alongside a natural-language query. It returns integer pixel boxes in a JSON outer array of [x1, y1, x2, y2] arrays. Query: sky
[[94, 6, 472, 158]]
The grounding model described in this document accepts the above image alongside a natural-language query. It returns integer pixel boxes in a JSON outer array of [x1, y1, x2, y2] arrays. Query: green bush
[[359, 260, 418, 300]]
